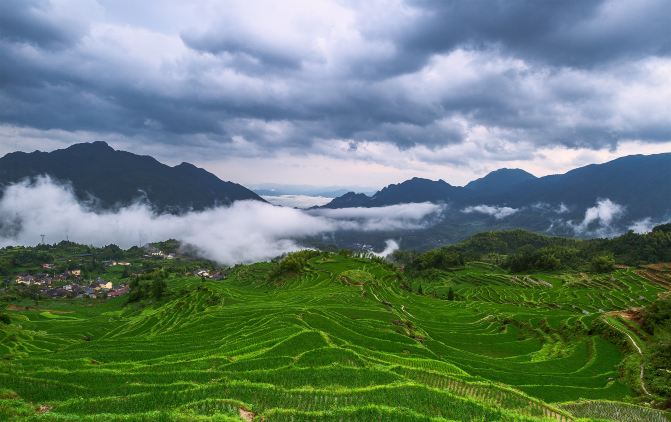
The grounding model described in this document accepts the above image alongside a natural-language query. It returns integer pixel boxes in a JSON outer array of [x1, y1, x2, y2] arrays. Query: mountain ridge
[[0, 141, 265, 212], [321, 153, 671, 223], [464, 168, 537, 194]]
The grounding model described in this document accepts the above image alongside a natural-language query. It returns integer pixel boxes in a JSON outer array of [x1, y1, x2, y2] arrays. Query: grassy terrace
[[1, 255, 670, 421]]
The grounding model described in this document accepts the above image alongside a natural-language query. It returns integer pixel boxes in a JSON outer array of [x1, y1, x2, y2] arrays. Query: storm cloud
[[1, 1, 671, 185]]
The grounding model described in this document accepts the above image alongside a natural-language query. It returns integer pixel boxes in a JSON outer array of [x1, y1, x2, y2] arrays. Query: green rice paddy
[[1, 255, 669, 421]]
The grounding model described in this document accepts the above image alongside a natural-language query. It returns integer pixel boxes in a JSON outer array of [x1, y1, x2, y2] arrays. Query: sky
[[1, 0, 671, 189]]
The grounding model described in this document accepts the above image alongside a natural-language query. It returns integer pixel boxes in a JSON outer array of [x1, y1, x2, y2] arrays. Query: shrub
[[268, 250, 321, 281], [642, 297, 671, 334], [394, 248, 464, 274]]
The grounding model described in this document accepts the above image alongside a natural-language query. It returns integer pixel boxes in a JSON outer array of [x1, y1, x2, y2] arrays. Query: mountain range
[[321, 154, 671, 222], [0, 142, 669, 246], [0, 141, 264, 212]]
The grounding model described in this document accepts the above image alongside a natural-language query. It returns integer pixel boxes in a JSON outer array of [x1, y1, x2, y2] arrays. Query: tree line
[[391, 224, 671, 274]]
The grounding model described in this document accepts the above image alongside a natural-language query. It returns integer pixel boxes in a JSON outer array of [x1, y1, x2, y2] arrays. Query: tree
[[590, 255, 615, 273], [506, 245, 562, 273], [447, 287, 455, 301], [27, 284, 41, 306], [642, 297, 671, 334], [126, 278, 145, 303], [151, 279, 167, 300]]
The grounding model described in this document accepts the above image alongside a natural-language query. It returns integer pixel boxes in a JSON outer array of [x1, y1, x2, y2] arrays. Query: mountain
[[323, 153, 671, 214], [320, 192, 372, 208], [464, 168, 537, 195], [0, 141, 264, 212], [320, 170, 538, 209], [320, 177, 463, 208], [251, 183, 376, 198], [482, 153, 671, 220], [319, 153, 671, 241]]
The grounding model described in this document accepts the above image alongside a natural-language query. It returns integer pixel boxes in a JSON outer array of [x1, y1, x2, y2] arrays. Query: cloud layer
[[0, 178, 440, 264], [308, 203, 444, 230], [1, 1, 670, 186]]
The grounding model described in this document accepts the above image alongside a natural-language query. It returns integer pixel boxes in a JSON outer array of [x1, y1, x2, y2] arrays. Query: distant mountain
[[482, 154, 671, 220], [321, 177, 463, 208], [252, 183, 376, 198], [464, 168, 537, 195], [320, 192, 372, 208], [0, 141, 264, 212], [320, 170, 539, 209], [320, 153, 671, 230]]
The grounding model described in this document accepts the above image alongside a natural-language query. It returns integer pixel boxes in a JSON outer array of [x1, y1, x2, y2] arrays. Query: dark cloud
[[181, 31, 304, 71], [399, 0, 671, 68], [0, 0, 670, 163], [0, 0, 84, 49]]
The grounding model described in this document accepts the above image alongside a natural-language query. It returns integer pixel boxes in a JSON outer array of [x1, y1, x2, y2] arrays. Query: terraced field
[[1, 255, 669, 421]]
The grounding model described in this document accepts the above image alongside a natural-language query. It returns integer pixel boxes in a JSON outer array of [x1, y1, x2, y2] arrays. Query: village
[[3, 244, 227, 301], [14, 267, 130, 300]]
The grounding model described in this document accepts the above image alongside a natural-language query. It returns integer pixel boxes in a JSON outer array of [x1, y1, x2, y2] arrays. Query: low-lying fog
[[0, 178, 439, 264], [0, 177, 662, 265]]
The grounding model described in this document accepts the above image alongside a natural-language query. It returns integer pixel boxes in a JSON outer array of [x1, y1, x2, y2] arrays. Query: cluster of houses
[[144, 247, 176, 260], [194, 269, 225, 280], [103, 260, 132, 266], [14, 270, 128, 299], [15, 269, 80, 286]]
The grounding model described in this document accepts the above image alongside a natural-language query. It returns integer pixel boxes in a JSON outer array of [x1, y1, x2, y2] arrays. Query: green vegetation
[[640, 296, 671, 403], [267, 250, 321, 282], [1, 228, 671, 421], [392, 225, 671, 273]]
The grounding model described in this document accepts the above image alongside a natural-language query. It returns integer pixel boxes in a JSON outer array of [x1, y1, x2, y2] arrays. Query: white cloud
[[628, 216, 671, 234], [371, 239, 400, 258], [569, 198, 625, 236], [531, 202, 570, 214], [461, 204, 519, 219], [0, 177, 439, 264], [629, 217, 654, 234], [579, 198, 624, 227]]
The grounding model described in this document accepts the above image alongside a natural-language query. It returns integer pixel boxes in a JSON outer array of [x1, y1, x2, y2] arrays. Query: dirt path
[[238, 407, 255, 421], [6, 304, 74, 314], [400, 305, 415, 318], [603, 318, 651, 396]]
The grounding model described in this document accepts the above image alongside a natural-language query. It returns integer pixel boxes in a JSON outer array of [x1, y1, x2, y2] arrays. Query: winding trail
[[400, 305, 415, 319], [603, 317, 651, 396]]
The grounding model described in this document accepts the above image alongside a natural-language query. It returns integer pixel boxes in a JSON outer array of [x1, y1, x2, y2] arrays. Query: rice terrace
[[1, 228, 671, 421]]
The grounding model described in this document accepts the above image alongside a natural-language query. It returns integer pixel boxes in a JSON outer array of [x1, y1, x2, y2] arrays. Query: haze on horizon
[[1, 0, 671, 189]]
